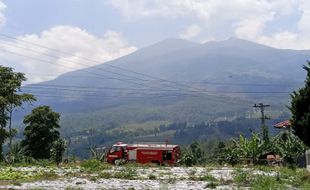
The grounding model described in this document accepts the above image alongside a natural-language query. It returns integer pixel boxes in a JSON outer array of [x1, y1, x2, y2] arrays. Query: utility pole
[[253, 103, 270, 143]]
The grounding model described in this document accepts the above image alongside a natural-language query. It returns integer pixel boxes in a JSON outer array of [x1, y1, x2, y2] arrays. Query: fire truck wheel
[[151, 160, 161, 166], [114, 159, 122, 166]]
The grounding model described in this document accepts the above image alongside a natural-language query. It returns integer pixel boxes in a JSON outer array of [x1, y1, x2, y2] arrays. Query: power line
[[30, 92, 190, 99], [0, 45, 241, 97], [24, 84, 293, 94], [0, 42, 218, 95], [22, 71, 302, 88], [0, 47, 168, 90], [0, 35, 301, 95], [0, 41, 154, 84], [0, 34, 209, 92], [186, 81, 302, 87], [253, 103, 271, 142], [0, 33, 295, 102]]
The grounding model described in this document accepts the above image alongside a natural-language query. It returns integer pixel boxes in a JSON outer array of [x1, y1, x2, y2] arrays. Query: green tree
[[223, 143, 241, 166], [290, 61, 310, 147], [22, 106, 61, 159], [213, 141, 226, 164], [191, 141, 204, 164], [0, 66, 35, 161]]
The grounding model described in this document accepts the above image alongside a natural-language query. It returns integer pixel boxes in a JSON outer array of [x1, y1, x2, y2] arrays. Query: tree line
[[180, 61, 310, 168], [1, 61, 310, 168], [0, 65, 65, 165]]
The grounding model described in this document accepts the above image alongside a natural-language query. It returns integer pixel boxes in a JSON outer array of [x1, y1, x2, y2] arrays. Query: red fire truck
[[106, 142, 181, 165]]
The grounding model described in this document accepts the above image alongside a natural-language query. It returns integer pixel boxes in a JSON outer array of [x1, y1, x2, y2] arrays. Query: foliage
[[22, 106, 61, 159], [290, 61, 310, 147], [98, 172, 112, 179], [250, 175, 285, 190], [0, 128, 9, 160], [113, 167, 137, 180], [0, 167, 58, 181], [223, 143, 241, 166], [148, 173, 157, 180], [89, 146, 105, 161], [0, 66, 35, 160], [190, 141, 205, 165], [233, 134, 265, 164], [80, 159, 111, 172], [64, 118, 262, 159], [213, 141, 226, 164], [198, 174, 218, 182], [221, 129, 305, 167], [50, 138, 67, 166], [180, 141, 206, 166], [233, 170, 285, 189], [233, 169, 251, 186], [4, 142, 33, 164], [232, 166, 310, 189], [273, 131, 306, 168], [205, 182, 218, 189]]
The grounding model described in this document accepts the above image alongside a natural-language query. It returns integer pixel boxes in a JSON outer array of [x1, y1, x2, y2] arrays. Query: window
[[110, 146, 122, 153], [163, 150, 172, 160]]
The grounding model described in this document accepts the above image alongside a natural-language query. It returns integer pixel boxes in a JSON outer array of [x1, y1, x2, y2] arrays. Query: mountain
[[14, 38, 310, 157], [23, 37, 308, 111]]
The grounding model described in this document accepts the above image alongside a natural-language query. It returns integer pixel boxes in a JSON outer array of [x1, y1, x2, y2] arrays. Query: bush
[[50, 138, 66, 166], [205, 182, 218, 189], [80, 159, 111, 172], [198, 174, 218, 182], [182, 153, 194, 166], [148, 173, 157, 180]]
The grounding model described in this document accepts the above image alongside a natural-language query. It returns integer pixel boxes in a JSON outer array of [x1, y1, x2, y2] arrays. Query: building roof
[[274, 120, 291, 129]]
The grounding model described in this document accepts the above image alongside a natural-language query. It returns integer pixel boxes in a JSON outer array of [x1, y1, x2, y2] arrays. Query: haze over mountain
[[23, 37, 308, 110], [14, 37, 309, 157]]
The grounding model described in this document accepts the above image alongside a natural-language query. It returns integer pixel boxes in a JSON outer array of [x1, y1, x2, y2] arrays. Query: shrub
[[148, 173, 157, 180], [205, 182, 218, 189], [80, 159, 111, 172], [182, 153, 194, 166], [50, 138, 66, 166], [198, 174, 218, 182]]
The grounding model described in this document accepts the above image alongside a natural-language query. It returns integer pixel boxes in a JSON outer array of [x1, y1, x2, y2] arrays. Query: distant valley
[[12, 38, 309, 157]]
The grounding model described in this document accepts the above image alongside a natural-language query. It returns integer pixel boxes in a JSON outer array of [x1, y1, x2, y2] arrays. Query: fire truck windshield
[[110, 146, 121, 153]]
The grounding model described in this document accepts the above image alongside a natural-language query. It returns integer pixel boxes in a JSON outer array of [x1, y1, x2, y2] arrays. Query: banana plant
[[273, 131, 306, 168], [233, 133, 265, 164]]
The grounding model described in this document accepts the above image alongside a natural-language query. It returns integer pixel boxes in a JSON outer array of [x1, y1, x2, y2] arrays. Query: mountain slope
[[14, 37, 310, 158], [22, 38, 308, 111]]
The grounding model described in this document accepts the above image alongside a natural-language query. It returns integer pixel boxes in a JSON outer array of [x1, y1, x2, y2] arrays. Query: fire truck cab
[[106, 142, 181, 165]]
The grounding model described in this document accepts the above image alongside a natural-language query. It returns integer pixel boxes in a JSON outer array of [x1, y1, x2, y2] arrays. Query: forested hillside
[[11, 38, 309, 157]]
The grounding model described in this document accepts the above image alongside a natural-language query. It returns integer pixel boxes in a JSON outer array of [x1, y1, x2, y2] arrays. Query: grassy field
[[0, 160, 309, 189]]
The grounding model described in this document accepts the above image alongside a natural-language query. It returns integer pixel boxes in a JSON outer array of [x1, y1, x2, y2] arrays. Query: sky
[[0, 0, 309, 84]]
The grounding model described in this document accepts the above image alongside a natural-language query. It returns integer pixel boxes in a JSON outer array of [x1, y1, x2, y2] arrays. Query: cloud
[[232, 1, 310, 50], [233, 14, 274, 41], [108, 0, 310, 49], [0, 25, 137, 83], [0, 0, 6, 28], [178, 24, 201, 40], [108, 0, 276, 21]]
